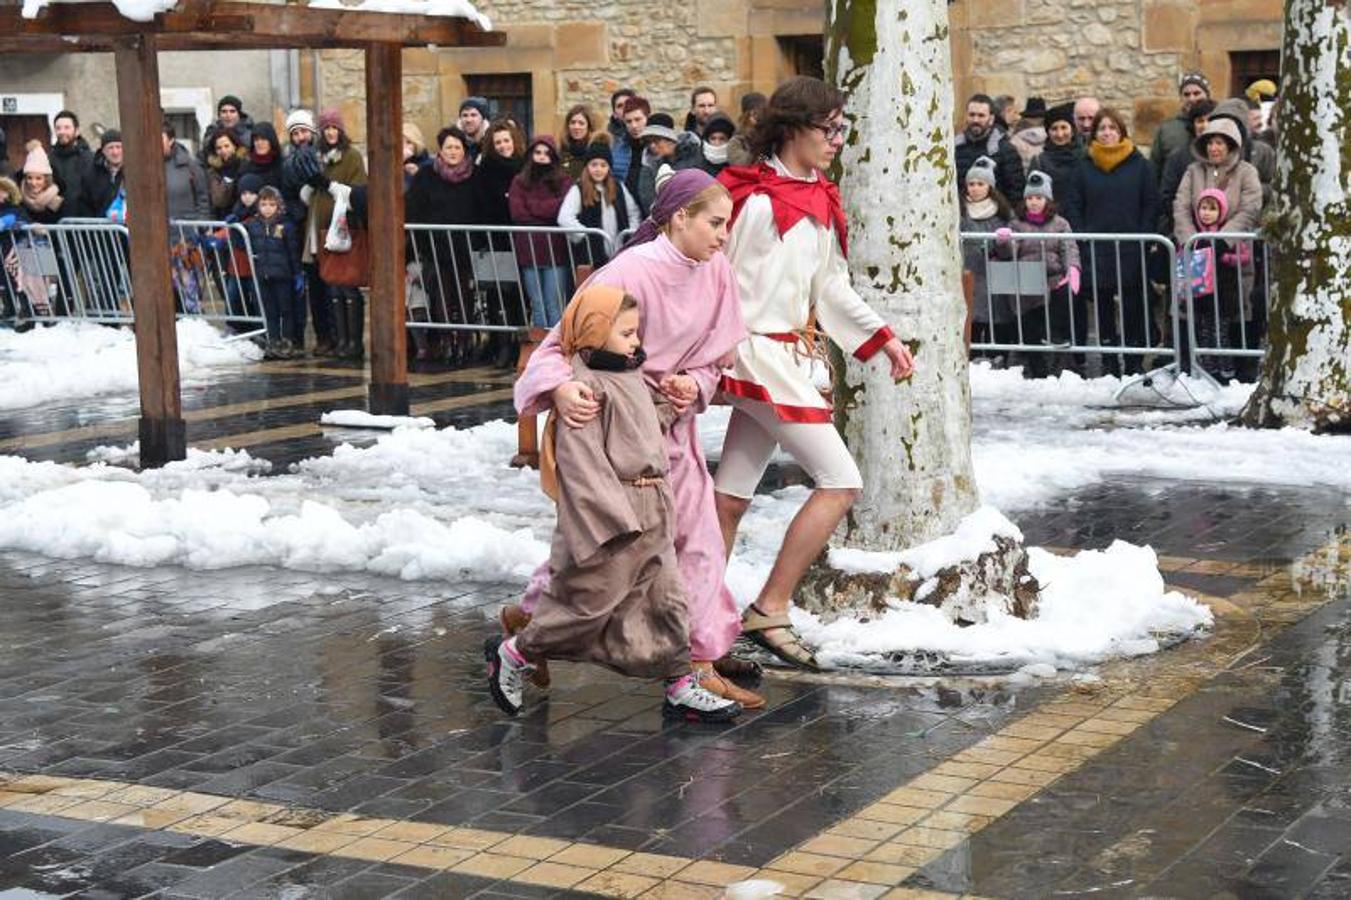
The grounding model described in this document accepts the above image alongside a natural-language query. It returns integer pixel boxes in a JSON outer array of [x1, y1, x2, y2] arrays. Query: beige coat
[[1173, 118, 1263, 246]]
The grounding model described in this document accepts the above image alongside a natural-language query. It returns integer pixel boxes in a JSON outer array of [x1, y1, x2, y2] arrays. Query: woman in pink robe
[[511, 169, 760, 707]]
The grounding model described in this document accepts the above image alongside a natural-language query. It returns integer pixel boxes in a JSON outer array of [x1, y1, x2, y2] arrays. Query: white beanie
[[285, 108, 316, 136], [965, 155, 997, 188]]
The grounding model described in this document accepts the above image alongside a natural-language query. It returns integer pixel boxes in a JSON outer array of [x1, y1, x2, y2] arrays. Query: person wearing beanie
[[242, 121, 283, 192], [309, 107, 368, 360], [635, 113, 700, 215], [202, 94, 253, 166], [689, 112, 735, 176], [960, 154, 1013, 350], [278, 108, 329, 351], [1029, 102, 1083, 209], [48, 110, 95, 219], [458, 96, 491, 151], [90, 129, 125, 220], [20, 141, 64, 224], [557, 140, 641, 268], [508, 135, 574, 327], [992, 169, 1082, 377], [1151, 70, 1213, 181]]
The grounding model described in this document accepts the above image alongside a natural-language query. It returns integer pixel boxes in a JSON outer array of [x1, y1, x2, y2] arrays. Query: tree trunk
[[1240, 0, 1351, 433], [826, 0, 980, 549]]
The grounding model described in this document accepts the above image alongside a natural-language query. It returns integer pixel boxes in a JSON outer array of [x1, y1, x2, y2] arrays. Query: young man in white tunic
[[715, 76, 915, 670]]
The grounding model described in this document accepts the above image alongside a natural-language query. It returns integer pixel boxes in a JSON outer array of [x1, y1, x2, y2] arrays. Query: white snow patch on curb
[[320, 410, 436, 430]]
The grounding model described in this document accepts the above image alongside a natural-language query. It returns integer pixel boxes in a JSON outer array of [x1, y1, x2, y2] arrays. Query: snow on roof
[[19, 0, 492, 30]]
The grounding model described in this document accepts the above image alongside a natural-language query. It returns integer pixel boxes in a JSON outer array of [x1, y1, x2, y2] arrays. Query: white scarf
[[702, 141, 728, 165], [965, 196, 997, 220]]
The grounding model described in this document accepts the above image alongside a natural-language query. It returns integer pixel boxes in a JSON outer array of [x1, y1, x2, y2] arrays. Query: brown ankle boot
[[499, 605, 550, 689], [692, 660, 764, 709]]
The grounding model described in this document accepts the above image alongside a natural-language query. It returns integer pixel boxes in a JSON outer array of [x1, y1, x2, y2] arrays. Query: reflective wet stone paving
[[0, 361, 1347, 897]]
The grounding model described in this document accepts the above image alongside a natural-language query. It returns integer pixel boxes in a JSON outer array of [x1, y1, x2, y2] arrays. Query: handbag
[[319, 226, 370, 287]]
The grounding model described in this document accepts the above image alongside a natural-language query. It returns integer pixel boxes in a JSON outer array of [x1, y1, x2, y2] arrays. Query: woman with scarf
[[307, 108, 367, 359], [18, 142, 63, 225], [1065, 107, 1160, 376], [557, 142, 641, 269], [206, 129, 249, 219], [504, 169, 759, 709], [406, 126, 481, 365], [508, 135, 574, 328], [558, 105, 599, 181], [242, 122, 284, 191]]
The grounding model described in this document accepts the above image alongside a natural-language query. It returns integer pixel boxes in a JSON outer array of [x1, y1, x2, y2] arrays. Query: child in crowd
[[959, 155, 1013, 356], [1181, 188, 1252, 381], [244, 186, 303, 359], [485, 285, 742, 724], [995, 170, 1081, 377]]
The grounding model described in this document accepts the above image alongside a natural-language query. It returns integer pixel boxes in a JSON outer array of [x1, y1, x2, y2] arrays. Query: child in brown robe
[[485, 286, 742, 723]]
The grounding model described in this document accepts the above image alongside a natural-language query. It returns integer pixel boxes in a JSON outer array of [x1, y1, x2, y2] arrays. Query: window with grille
[[464, 73, 533, 137]]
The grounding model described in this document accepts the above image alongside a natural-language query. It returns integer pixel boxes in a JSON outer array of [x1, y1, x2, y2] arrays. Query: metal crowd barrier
[[402, 224, 616, 333], [0, 219, 265, 338], [1179, 231, 1268, 382], [961, 231, 1179, 376]]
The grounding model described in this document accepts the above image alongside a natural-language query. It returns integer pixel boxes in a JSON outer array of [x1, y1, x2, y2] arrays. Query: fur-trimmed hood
[[0, 176, 20, 206]]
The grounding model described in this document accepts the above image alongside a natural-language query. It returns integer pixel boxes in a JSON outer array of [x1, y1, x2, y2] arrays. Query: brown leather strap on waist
[[623, 476, 664, 487]]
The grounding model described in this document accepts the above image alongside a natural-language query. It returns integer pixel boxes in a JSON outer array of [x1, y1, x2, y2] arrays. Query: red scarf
[[719, 162, 848, 256]]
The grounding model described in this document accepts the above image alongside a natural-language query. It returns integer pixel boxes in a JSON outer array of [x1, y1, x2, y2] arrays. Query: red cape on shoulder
[[718, 163, 848, 257]]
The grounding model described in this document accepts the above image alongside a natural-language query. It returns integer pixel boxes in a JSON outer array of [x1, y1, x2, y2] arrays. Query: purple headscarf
[[615, 168, 718, 256]]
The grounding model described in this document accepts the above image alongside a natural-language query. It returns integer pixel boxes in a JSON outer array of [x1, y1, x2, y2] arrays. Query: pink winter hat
[[23, 140, 52, 176], [318, 108, 345, 133]]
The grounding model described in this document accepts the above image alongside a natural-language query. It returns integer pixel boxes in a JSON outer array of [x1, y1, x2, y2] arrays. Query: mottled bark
[[1241, 0, 1351, 432], [826, 0, 980, 549]]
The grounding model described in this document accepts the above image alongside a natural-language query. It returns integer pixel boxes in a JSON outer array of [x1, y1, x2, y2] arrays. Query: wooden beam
[[114, 35, 186, 467], [0, 2, 504, 49], [364, 42, 409, 417]]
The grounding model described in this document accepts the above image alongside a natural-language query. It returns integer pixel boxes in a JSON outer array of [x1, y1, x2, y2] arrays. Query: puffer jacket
[[994, 214, 1081, 311], [961, 204, 1012, 325], [955, 129, 1025, 201], [243, 213, 301, 280], [1172, 117, 1262, 246]]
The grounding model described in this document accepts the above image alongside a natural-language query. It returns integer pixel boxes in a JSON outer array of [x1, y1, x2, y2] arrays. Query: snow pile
[[308, 0, 491, 31], [85, 443, 272, 475], [21, 0, 177, 23], [0, 320, 260, 411], [320, 410, 436, 430], [829, 506, 1023, 579], [794, 541, 1213, 671]]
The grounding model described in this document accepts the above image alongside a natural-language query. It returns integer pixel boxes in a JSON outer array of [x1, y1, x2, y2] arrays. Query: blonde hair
[[658, 181, 731, 235]]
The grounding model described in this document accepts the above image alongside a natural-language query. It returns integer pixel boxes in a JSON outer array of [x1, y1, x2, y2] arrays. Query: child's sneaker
[[662, 672, 742, 723], [484, 635, 533, 716]]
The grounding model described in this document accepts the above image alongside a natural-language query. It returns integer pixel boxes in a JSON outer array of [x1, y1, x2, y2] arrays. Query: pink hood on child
[[1195, 187, 1229, 224]]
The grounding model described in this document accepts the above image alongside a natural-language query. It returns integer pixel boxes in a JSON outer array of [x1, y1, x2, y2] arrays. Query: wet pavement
[[0, 358, 1347, 897]]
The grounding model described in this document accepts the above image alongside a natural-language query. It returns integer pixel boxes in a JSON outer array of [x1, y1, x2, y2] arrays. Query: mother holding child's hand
[[508, 169, 767, 709]]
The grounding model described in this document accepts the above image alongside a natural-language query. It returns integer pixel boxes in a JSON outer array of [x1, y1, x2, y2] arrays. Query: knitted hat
[[1195, 187, 1228, 222], [702, 113, 736, 140], [24, 141, 52, 176], [640, 113, 679, 143], [317, 108, 344, 133], [1020, 97, 1049, 119], [218, 94, 243, 113], [1179, 71, 1211, 95], [100, 129, 123, 148], [459, 96, 490, 118], [238, 173, 264, 195], [1024, 170, 1053, 201], [1045, 102, 1075, 131], [583, 142, 613, 166], [285, 108, 316, 136], [965, 155, 996, 188]]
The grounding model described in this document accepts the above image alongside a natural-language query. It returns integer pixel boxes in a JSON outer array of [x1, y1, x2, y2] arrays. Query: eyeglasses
[[810, 121, 849, 142]]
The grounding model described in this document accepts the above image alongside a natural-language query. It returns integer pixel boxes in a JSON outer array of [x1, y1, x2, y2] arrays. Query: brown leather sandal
[[692, 661, 765, 709], [499, 604, 550, 689], [740, 604, 822, 672]]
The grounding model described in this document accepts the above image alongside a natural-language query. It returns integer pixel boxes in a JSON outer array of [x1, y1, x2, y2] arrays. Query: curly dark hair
[[748, 76, 847, 160]]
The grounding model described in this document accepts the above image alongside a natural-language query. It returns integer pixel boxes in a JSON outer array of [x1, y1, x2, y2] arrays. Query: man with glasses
[[714, 76, 914, 673]]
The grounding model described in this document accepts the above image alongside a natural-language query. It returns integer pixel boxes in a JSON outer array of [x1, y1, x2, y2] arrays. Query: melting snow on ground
[[320, 410, 436, 430], [0, 320, 260, 412], [0, 357, 1347, 671]]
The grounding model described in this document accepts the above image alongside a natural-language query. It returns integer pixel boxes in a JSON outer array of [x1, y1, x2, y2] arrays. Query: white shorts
[[713, 397, 863, 500]]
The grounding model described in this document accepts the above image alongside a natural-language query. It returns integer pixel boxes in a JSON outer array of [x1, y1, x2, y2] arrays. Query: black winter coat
[[281, 142, 327, 226], [1065, 147, 1160, 292], [1028, 141, 1082, 212], [87, 153, 124, 220], [48, 138, 96, 219], [405, 164, 481, 296], [243, 214, 300, 280], [955, 130, 1024, 202], [474, 153, 523, 252]]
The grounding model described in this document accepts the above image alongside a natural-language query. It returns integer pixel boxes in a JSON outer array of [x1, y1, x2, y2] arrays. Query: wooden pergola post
[[114, 34, 186, 466], [364, 42, 408, 415]]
